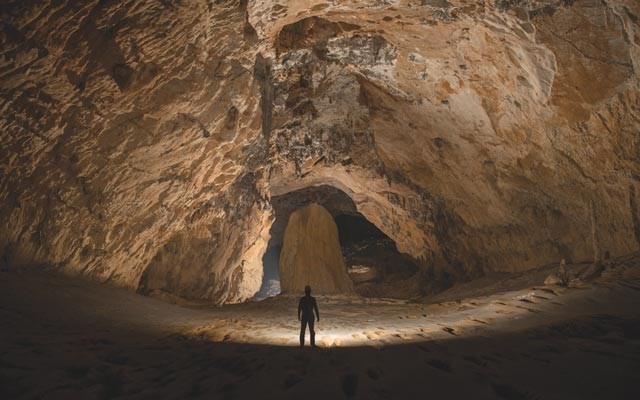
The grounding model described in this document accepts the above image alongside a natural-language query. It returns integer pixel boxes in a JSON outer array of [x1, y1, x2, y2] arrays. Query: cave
[[1, 0, 639, 398], [252, 246, 282, 300], [254, 185, 420, 300], [336, 214, 419, 298]]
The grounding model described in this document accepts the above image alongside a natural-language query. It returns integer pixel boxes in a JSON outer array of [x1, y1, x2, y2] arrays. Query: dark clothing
[[300, 317, 315, 347], [298, 295, 319, 347], [298, 295, 319, 320]]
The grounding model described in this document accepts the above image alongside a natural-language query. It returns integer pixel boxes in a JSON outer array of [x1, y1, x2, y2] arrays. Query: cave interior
[[253, 185, 420, 300]]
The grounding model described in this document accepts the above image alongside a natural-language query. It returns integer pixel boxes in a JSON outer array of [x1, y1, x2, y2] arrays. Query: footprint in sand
[[515, 305, 542, 313], [426, 359, 452, 373], [389, 332, 415, 341], [364, 331, 378, 340], [442, 327, 457, 335], [366, 366, 382, 380], [283, 373, 303, 390], [463, 355, 488, 367]]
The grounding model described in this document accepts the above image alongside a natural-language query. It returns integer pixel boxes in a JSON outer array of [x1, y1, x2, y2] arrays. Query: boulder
[[545, 259, 570, 286], [544, 273, 564, 286]]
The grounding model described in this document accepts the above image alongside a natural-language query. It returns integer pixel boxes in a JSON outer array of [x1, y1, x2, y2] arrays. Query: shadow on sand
[[1, 271, 639, 399]]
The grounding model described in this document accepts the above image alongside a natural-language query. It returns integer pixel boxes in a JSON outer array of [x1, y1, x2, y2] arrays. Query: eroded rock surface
[[1, 0, 638, 303], [279, 203, 354, 295]]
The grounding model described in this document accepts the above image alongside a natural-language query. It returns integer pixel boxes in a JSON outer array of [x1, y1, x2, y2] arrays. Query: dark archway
[[335, 214, 419, 297], [254, 185, 420, 300]]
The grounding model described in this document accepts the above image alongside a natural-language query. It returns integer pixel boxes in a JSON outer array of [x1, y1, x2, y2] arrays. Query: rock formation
[[544, 258, 569, 286], [0, 0, 638, 303], [279, 203, 354, 295]]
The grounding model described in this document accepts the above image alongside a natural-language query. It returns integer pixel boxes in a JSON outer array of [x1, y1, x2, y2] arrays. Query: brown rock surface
[[0, 0, 638, 303], [279, 203, 354, 295]]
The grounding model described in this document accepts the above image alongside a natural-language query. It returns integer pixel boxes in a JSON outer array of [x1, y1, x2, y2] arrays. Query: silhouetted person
[[298, 285, 319, 347]]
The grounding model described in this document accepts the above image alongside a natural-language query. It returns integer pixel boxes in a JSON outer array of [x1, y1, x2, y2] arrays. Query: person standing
[[298, 285, 320, 347]]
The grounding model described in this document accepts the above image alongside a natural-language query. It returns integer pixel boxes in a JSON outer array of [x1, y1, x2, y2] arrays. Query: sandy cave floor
[[1, 257, 640, 399]]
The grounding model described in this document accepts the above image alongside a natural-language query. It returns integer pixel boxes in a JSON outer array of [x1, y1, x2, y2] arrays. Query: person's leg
[[309, 318, 315, 347], [299, 318, 307, 347]]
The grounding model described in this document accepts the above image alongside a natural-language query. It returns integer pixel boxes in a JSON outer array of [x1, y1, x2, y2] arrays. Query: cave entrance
[[253, 185, 419, 300]]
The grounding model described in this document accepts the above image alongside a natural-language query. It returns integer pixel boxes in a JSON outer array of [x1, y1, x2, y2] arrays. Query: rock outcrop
[[544, 258, 569, 286], [279, 203, 354, 295], [0, 0, 638, 303]]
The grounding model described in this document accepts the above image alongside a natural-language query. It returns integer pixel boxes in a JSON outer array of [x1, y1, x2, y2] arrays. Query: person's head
[[304, 285, 311, 296]]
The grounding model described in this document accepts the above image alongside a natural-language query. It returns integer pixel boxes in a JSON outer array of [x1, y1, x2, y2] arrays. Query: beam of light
[[192, 288, 551, 348]]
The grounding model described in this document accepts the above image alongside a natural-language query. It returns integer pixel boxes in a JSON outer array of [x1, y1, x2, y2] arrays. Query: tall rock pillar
[[279, 203, 354, 295]]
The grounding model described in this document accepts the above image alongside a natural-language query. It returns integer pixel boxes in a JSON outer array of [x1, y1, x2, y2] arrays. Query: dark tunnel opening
[[253, 185, 420, 300], [252, 246, 282, 300], [335, 214, 419, 296]]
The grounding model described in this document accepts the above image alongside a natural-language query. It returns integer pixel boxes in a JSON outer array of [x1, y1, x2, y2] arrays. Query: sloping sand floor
[[1, 256, 639, 399]]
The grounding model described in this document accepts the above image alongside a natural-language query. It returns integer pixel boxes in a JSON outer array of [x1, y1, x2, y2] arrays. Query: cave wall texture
[[1, 0, 639, 303]]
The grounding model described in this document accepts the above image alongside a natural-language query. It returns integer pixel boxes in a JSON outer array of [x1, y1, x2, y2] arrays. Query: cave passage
[[336, 214, 419, 298], [253, 246, 282, 300], [254, 185, 420, 300]]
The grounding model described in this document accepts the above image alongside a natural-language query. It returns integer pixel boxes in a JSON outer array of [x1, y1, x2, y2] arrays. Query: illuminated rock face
[[279, 203, 354, 295], [0, 0, 639, 303]]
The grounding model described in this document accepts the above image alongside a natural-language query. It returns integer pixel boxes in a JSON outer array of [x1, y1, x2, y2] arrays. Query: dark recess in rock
[[112, 63, 134, 91]]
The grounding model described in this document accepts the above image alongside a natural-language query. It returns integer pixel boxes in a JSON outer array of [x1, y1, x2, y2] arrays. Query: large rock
[[279, 203, 354, 295]]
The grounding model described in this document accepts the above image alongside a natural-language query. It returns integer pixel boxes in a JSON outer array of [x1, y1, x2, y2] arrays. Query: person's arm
[[313, 298, 320, 322], [297, 298, 302, 321]]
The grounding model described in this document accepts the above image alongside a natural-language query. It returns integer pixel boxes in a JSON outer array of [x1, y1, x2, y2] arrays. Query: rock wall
[[0, 0, 638, 303], [0, 0, 271, 304], [279, 203, 354, 295]]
